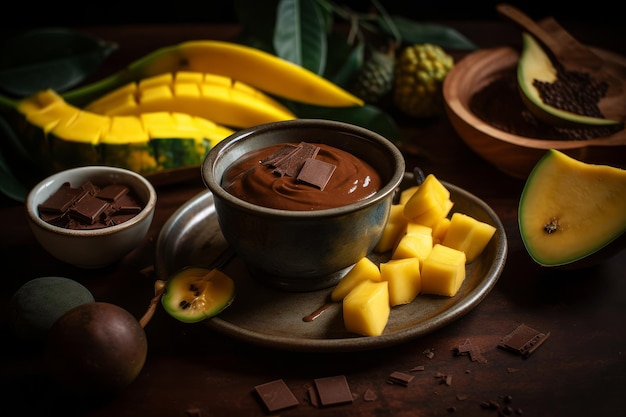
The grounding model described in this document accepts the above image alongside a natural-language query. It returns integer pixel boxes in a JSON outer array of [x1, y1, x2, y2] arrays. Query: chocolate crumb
[[456, 394, 469, 401], [184, 407, 202, 417], [363, 388, 378, 401], [410, 365, 425, 372], [499, 323, 550, 357], [423, 348, 435, 359], [254, 379, 299, 412], [506, 367, 520, 373]]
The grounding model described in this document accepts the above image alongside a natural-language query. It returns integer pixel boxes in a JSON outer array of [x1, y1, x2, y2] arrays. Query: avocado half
[[518, 149, 626, 267], [517, 33, 621, 128]]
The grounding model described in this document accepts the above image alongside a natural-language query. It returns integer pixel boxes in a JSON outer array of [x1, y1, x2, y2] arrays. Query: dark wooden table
[[1, 22, 625, 417]]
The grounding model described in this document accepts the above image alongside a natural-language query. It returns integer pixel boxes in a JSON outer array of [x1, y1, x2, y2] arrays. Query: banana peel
[[62, 40, 364, 108]]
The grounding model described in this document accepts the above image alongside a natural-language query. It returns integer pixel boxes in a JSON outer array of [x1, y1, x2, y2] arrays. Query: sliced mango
[[343, 280, 390, 337], [421, 244, 466, 297], [380, 258, 421, 306]]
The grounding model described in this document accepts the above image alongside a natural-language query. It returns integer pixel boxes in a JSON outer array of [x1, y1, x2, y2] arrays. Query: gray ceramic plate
[[155, 173, 507, 352]]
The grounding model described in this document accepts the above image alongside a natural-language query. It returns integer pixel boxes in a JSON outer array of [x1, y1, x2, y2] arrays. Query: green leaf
[[0, 27, 118, 98], [274, 0, 328, 74], [0, 115, 33, 202], [291, 102, 405, 144], [324, 32, 364, 89], [381, 16, 479, 50], [233, 0, 280, 52]]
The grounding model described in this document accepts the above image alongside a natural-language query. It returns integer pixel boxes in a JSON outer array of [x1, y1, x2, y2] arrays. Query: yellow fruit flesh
[[330, 257, 381, 302], [86, 71, 296, 129], [421, 244, 466, 297], [519, 149, 626, 266], [380, 258, 421, 306], [442, 213, 496, 263], [343, 280, 390, 337]]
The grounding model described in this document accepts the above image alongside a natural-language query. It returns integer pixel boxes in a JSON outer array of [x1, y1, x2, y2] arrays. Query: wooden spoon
[[496, 3, 626, 122]]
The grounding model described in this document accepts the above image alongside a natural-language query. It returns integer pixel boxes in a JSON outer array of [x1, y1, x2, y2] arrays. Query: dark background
[[1, 1, 621, 28]]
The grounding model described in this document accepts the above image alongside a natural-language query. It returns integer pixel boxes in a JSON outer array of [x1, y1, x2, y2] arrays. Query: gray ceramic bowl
[[202, 119, 405, 292], [26, 166, 157, 268]]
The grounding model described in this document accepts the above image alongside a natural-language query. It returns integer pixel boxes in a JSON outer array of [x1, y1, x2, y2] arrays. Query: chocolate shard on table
[[498, 323, 551, 357], [386, 371, 415, 387], [254, 379, 299, 413], [313, 375, 353, 406]]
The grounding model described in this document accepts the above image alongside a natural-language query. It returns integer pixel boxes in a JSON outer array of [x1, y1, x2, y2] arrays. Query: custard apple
[[393, 44, 454, 118], [349, 48, 395, 105]]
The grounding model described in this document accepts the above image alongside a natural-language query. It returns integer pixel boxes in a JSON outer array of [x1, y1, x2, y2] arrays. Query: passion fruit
[[9, 276, 94, 342], [45, 302, 147, 397], [161, 267, 235, 323]]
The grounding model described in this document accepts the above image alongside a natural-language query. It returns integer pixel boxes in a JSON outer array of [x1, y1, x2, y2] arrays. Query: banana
[[85, 71, 297, 129], [15, 89, 234, 174], [62, 40, 364, 108]]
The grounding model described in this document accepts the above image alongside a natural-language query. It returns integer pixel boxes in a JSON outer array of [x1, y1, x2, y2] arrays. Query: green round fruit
[[161, 267, 235, 323], [9, 276, 95, 342], [45, 302, 148, 397]]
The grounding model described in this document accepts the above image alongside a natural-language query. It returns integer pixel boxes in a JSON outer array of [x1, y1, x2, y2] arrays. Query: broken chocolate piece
[[69, 194, 110, 224], [39, 182, 86, 214], [271, 142, 320, 177], [254, 379, 299, 413], [97, 184, 129, 202], [498, 323, 550, 357], [314, 375, 353, 406], [387, 371, 414, 387], [297, 158, 336, 190], [452, 339, 487, 363], [260, 143, 298, 167]]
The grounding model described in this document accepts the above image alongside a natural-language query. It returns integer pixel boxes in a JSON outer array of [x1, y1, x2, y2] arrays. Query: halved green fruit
[[519, 149, 626, 267], [517, 33, 621, 128], [161, 267, 235, 323]]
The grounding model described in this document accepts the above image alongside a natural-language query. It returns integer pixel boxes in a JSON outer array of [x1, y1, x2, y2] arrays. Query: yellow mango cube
[[343, 280, 390, 336], [374, 204, 408, 253], [432, 217, 451, 245], [442, 213, 496, 262], [380, 258, 421, 306], [421, 244, 466, 297], [331, 257, 381, 301], [392, 233, 433, 262], [404, 175, 453, 227], [399, 185, 419, 205]]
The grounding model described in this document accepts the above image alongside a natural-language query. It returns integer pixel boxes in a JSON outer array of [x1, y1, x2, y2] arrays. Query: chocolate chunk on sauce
[[254, 379, 299, 412], [38, 181, 143, 230], [297, 158, 336, 191], [269, 142, 320, 177]]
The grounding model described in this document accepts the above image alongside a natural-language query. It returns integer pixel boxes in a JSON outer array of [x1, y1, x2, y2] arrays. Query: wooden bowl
[[443, 46, 626, 179]]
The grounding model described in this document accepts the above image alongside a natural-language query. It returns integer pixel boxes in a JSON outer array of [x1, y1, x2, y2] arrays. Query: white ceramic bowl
[[26, 166, 157, 268]]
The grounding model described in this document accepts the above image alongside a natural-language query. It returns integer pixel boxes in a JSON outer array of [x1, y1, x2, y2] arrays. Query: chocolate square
[[297, 158, 336, 190], [314, 375, 353, 406], [97, 184, 129, 202], [69, 194, 110, 224], [254, 379, 299, 412], [39, 182, 86, 214]]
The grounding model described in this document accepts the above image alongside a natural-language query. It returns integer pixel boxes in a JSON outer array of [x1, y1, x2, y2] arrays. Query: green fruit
[[9, 276, 94, 342], [518, 149, 626, 267], [393, 44, 454, 118], [161, 267, 235, 323], [45, 302, 147, 397], [517, 34, 621, 128], [349, 48, 396, 105]]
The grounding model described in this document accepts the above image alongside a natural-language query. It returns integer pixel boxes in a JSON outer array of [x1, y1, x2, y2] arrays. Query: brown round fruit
[[45, 302, 148, 397]]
